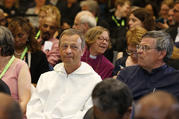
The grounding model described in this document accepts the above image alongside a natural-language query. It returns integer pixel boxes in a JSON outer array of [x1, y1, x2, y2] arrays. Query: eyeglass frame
[[136, 44, 157, 51], [126, 49, 137, 56]]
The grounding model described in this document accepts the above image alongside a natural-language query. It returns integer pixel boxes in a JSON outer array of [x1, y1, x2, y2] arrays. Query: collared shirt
[[117, 65, 179, 101]]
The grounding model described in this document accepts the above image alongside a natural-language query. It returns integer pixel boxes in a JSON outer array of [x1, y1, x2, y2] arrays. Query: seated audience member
[[83, 78, 133, 119], [8, 17, 50, 85], [0, 93, 23, 119], [57, 0, 81, 30], [144, 1, 158, 20], [80, 0, 110, 29], [128, 8, 155, 31], [113, 27, 147, 76], [168, 8, 175, 27], [26, 29, 102, 119], [73, 10, 97, 35], [36, 5, 61, 39], [25, 0, 48, 28], [0, 0, 20, 18], [135, 91, 178, 119], [166, 0, 179, 47], [117, 30, 179, 101], [38, 12, 61, 67], [0, 9, 8, 27], [0, 79, 10, 95], [0, 26, 31, 114], [156, 0, 174, 29], [81, 26, 114, 79]]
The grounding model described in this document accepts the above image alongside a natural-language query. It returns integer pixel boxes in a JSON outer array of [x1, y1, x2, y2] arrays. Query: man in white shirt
[[26, 29, 102, 119]]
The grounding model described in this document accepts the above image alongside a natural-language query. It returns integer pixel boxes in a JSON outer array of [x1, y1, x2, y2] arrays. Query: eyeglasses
[[126, 49, 137, 55], [97, 36, 110, 43], [136, 44, 156, 51]]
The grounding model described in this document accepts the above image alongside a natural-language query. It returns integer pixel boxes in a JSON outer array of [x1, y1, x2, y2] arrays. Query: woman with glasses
[[113, 27, 147, 77], [8, 17, 50, 85], [81, 26, 114, 80]]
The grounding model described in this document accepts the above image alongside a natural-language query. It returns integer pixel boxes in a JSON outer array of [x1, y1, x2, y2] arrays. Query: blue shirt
[[117, 65, 179, 101]]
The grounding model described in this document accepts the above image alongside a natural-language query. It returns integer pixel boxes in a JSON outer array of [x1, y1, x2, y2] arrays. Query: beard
[[41, 32, 51, 45]]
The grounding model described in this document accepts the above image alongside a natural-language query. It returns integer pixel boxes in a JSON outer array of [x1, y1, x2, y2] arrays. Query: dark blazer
[[25, 50, 50, 84]]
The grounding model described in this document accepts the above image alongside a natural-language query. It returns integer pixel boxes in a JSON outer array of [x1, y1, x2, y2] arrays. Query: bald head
[[135, 91, 177, 119], [73, 11, 96, 34], [0, 93, 23, 119]]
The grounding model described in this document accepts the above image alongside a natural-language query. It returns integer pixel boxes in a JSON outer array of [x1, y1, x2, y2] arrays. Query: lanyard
[[112, 15, 125, 27], [20, 47, 28, 60], [0, 55, 15, 79], [35, 30, 40, 40]]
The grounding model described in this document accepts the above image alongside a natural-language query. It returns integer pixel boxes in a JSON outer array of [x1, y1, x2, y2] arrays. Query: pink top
[[39, 38, 60, 66], [1, 58, 27, 101]]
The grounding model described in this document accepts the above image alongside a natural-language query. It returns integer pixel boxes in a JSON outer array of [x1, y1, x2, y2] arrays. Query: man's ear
[[122, 106, 132, 119], [158, 50, 167, 60]]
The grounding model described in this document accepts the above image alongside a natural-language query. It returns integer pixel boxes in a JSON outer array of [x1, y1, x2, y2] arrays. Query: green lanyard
[[0, 55, 15, 79], [112, 15, 125, 27], [20, 47, 28, 60], [35, 30, 40, 40]]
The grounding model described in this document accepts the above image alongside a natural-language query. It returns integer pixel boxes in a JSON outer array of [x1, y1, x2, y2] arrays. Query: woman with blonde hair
[[81, 26, 114, 80], [113, 27, 147, 76]]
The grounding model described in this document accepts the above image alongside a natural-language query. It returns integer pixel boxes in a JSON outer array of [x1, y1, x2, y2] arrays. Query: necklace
[[14, 47, 28, 59]]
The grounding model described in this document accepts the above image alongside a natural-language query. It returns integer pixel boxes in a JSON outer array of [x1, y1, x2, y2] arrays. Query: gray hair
[[143, 30, 173, 61], [92, 78, 133, 116], [59, 28, 86, 49], [80, 0, 99, 16], [0, 26, 14, 56], [80, 14, 97, 28]]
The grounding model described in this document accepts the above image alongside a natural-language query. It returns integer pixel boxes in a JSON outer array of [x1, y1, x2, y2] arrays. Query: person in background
[[0, 9, 8, 27], [168, 8, 175, 26], [113, 27, 147, 77], [0, 0, 20, 18], [37, 5, 61, 39], [73, 10, 97, 35], [80, 0, 110, 29], [0, 93, 23, 119], [38, 6, 61, 67], [57, 0, 81, 30], [0, 26, 31, 114], [135, 91, 178, 119], [8, 17, 50, 85], [106, 0, 131, 62], [117, 30, 179, 101], [166, 0, 179, 47], [156, 0, 174, 29], [26, 28, 102, 119], [84, 78, 133, 119], [128, 8, 155, 31], [26, 0, 49, 28], [81, 26, 114, 80]]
